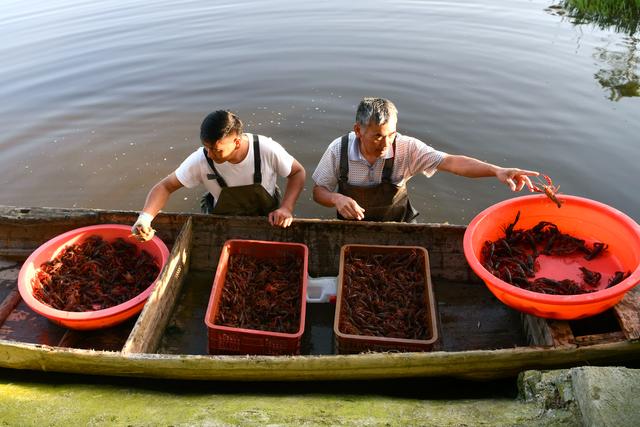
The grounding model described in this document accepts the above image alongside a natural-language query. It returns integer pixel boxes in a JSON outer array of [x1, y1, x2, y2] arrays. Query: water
[[1, 0, 638, 224]]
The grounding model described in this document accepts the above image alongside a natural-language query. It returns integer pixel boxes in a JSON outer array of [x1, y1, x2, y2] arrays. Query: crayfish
[[531, 174, 563, 208]]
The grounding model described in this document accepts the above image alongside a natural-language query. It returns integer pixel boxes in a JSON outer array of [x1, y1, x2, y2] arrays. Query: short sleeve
[[406, 137, 447, 178], [174, 150, 204, 188], [262, 136, 294, 178], [312, 138, 341, 191]]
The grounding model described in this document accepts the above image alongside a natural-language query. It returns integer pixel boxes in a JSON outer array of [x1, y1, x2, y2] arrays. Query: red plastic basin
[[463, 194, 640, 319], [18, 224, 169, 330]]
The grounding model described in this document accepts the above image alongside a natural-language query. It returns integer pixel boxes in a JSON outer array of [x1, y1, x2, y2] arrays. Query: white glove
[[131, 212, 155, 241]]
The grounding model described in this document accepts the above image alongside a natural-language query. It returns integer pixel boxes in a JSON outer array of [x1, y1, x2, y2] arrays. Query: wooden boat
[[0, 205, 638, 381]]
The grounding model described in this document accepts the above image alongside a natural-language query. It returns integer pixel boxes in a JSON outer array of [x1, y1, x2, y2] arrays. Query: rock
[[571, 366, 640, 427]]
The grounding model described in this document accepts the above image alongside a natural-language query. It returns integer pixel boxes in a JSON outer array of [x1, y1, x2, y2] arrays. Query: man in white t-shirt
[[132, 110, 305, 240], [312, 97, 539, 222]]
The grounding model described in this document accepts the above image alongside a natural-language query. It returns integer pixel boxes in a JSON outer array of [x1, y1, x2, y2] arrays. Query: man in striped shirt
[[312, 97, 538, 222]]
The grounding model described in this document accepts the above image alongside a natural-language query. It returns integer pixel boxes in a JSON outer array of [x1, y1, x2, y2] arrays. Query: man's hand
[[496, 168, 539, 192], [335, 194, 366, 220], [131, 212, 156, 241], [268, 207, 294, 228]]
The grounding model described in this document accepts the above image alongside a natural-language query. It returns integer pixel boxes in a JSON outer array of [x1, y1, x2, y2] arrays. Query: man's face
[[203, 133, 240, 162], [355, 116, 397, 159]]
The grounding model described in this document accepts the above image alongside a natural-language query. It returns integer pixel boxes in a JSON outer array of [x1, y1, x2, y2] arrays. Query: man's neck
[[228, 134, 250, 164], [358, 140, 382, 165]]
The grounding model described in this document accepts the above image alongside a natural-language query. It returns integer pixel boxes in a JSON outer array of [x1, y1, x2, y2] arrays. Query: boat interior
[[1, 206, 638, 360]]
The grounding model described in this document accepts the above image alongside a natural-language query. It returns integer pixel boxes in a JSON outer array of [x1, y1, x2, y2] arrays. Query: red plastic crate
[[204, 239, 308, 355], [334, 244, 439, 354]]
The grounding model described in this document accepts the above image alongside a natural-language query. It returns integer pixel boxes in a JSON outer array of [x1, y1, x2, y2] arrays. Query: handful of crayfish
[[531, 174, 563, 208]]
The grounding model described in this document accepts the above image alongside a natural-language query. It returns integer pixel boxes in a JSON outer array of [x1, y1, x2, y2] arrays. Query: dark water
[[0, 367, 520, 399], [1, 0, 638, 224]]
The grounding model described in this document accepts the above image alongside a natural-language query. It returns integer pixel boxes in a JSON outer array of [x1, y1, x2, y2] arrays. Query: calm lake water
[[1, 0, 638, 224]]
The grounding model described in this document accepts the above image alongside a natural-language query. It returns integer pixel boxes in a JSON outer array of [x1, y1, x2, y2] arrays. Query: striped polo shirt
[[312, 131, 447, 190]]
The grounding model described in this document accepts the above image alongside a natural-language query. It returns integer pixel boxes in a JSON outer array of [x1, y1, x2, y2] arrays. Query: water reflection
[[594, 37, 639, 101], [546, 1, 640, 101]]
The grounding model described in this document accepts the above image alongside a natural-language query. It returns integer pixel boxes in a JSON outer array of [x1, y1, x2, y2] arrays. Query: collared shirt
[[312, 131, 447, 190]]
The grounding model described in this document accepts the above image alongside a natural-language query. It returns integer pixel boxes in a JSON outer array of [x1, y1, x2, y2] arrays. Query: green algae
[[0, 381, 578, 427]]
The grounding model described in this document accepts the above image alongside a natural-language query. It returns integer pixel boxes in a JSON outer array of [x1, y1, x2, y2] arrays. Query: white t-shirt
[[312, 131, 447, 190], [175, 133, 294, 206]]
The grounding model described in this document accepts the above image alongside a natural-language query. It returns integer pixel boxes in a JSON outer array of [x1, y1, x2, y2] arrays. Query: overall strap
[[381, 139, 396, 184], [338, 134, 349, 184], [203, 148, 228, 188], [252, 134, 262, 184]]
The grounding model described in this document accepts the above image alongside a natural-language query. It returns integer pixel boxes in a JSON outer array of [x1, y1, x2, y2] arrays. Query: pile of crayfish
[[339, 249, 430, 340], [33, 235, 160, 311], [481, 211, 631, 295], [215, 253, 303, 334]]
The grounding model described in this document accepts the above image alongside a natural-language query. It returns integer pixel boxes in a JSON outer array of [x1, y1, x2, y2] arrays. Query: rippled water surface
[[1, 0, 638, 223]]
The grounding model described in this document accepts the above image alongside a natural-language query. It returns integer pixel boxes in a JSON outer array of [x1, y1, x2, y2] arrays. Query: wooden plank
[[155, 270, 212, 355], [0, 259, 20, 302], [0, 289, 21, 326], [0, 207, 186, 259], [522, 314, 576, 348], [0, 259, 21, 327], [522, 314, 550, 346], [187, 215, 469, 278], [0, 300, 67, 345], [574, 331, 626, 346], [122, 217, 193, 354], [57, 319, 136, 351], [0, 248, 31, 260], [434, 280, 527, 351], [613, 286, 640, 340], [546, 320, 575, 347], [1, 336, 640, 381]]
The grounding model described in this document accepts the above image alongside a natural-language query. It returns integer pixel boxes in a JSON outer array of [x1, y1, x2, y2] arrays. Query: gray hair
[[355, 97, 398, 127]]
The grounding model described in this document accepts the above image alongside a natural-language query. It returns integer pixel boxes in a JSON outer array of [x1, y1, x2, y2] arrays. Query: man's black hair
[[200, 110, 243, 143]]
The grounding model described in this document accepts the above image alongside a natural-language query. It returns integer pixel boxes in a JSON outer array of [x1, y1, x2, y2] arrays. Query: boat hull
[[0, 206, 638, 381]]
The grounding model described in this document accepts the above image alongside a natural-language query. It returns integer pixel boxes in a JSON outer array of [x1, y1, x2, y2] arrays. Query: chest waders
[[337, 134, 418, 222], [200, 134, 280, 216]]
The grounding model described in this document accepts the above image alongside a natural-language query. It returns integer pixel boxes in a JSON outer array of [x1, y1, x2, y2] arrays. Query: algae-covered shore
[[1, 366, 638, 426]]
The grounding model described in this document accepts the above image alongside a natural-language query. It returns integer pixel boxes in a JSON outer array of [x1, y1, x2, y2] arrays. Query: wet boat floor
[[0, 265, 624, 354]]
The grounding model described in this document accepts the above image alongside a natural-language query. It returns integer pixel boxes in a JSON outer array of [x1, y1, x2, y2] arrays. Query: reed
[[561, 0, 640, 35]]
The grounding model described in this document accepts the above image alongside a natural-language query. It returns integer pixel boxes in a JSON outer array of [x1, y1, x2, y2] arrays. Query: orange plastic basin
[[463, 194, 640, 319], [18, 224, 169, 330]]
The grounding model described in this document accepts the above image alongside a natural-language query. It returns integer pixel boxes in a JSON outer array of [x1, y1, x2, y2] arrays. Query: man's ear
[[353, 123, 361, 138]]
